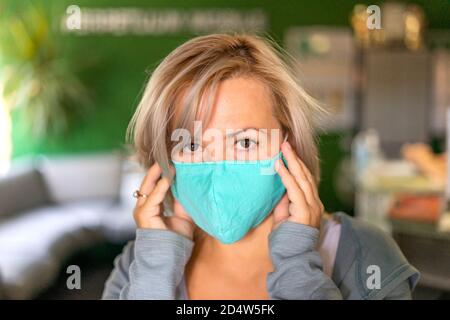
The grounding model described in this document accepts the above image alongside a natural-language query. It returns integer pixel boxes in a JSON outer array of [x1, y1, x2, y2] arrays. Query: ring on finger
[[133, 190, 149, 198]]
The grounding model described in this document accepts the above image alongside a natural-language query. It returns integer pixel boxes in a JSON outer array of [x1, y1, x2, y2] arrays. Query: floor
[[36, 242, 126, 300]]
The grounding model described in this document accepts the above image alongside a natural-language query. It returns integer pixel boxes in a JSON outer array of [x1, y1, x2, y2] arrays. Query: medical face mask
[[170, 151, 286, 244]]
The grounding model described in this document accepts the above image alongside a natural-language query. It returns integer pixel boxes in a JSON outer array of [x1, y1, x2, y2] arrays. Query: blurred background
[[0, 0, 449, 299]]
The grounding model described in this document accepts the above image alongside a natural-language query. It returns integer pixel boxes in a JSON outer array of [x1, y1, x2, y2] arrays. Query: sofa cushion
[[0, 200, 116, 299], [38, 152, 123, 204], [0, 168, 51, 218], [98, 203, 136, 243]]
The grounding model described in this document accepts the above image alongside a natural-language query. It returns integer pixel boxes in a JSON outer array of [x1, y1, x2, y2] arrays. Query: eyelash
[[181, 137, 259, 153], [235, 137, 258, 150]]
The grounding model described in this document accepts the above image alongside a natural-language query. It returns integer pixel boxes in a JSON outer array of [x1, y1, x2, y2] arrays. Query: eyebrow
[[225, 127, 260, 138]]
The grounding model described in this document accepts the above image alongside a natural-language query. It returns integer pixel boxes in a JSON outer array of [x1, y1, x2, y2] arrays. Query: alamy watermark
[[367, 5, 382, 30], [61, 5, 267, 35], [66, 265, 81, 290], [366, 265, 381, 290]]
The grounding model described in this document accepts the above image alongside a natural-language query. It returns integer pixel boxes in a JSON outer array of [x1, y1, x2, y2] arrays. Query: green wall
[[9, 0, 450, 157], [5, 0, 450, 214]]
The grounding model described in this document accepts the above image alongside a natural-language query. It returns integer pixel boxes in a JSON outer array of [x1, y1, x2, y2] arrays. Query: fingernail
[[284, 141, 291, 149]]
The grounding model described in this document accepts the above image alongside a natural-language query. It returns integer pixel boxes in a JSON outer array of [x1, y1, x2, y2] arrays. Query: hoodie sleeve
[[101, 228, 194, 300], [267, 221, 343, 300]]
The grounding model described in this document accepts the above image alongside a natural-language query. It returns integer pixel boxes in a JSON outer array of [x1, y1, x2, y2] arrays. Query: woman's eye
[[182, 142, 201, 153], [236, 138, 257, 150]]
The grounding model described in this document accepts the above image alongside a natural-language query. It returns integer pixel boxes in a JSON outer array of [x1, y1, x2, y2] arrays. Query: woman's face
[[172, 76, 284, 163]]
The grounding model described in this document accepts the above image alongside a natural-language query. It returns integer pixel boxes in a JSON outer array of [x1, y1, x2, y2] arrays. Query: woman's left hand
[[272, 141, 324, 231]]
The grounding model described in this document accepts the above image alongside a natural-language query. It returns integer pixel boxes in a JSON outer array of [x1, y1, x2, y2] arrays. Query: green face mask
[[170, 151, 286, 244]]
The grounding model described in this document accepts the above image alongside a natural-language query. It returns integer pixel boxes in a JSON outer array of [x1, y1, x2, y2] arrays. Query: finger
[[137, 163, 163, 206], [281, 142, 316, 206], [287, 202, 313, 226], [272, 194, 289, 227], [173, 199, 193, 222], [140, 162, 163, 193], [297, 158, 321, 204], [142, 177, 171, 210], [276, 158, 309, 215], [296, 156, 315, 185], [296, 158, 324, 219]]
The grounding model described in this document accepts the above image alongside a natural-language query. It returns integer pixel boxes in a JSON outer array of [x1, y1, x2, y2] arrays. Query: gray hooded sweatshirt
[[101, 212, 420, 300]]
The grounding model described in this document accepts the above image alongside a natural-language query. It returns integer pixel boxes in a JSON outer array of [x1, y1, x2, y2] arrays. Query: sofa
[[0, 151, 145, 299]]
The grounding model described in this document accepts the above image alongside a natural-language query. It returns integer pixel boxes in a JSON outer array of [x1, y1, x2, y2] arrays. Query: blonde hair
[[127, 33, 324, 188]]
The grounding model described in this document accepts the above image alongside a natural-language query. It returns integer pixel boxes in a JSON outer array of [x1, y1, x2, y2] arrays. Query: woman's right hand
[[133, 162, 196, 240]]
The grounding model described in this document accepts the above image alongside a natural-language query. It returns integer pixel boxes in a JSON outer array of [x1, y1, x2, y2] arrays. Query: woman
[[102, 33, 419, 300]]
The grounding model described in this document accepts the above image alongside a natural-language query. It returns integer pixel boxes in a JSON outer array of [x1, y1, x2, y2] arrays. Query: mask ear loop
[[283, 133, 289, 144]]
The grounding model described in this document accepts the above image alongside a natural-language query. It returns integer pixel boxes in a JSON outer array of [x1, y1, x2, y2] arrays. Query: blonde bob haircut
[[127, 33, 324, 192]]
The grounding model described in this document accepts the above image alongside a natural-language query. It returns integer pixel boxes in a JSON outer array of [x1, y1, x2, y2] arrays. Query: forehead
[[206, 77, 279, 131], [171, 76, 281, 134]]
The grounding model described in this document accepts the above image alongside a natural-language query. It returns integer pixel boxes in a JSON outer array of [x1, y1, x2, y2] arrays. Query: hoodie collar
[[331, 212, 360, 288]]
